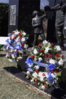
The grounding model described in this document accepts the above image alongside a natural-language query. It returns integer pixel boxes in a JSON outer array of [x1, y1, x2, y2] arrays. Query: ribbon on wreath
[[25, 56, 57, 84]]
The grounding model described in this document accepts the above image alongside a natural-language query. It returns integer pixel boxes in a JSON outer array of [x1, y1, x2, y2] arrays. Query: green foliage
[[0, 3, 8, 36]]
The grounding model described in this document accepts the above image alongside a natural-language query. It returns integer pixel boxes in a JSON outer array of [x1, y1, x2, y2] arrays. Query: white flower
[[22, 32, 26, 36], [12, 54, 15, 58], [28, 63, 33, 67], [21, 38, 26, 42], [32, 72, 38, 78], [6, 53, 9, 57], [41, 85, 45, 90], [17, 57, 22, 60], [45, 72, 48, 78], [24, 44, 28, 49], [30, 78, 34, 82], [33, 49, 38, 55], [58, 59, 64, 65], [38, 72, 43, 77], [11, 34, 14, 39], [26, 71, 30, 75], [38, 57, 43, 62], [55, 45, 61, 51], [49, 59, 56, 64], [15, 37, 19, 42], [34, 65, 40, 70], [13, 31, 19, 35], [8, 59, 13, 62], [44, 47, 51, 53], [40, 77, 44, 81], [42, 40, 48, 45], [51, 73, 56, 79]]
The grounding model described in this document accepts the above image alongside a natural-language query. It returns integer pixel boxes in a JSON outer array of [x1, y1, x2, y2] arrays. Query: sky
[[0, 0, 9, 3]]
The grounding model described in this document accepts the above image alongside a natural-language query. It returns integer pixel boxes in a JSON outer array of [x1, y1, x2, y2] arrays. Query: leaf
[[56, 72, 61, 77]]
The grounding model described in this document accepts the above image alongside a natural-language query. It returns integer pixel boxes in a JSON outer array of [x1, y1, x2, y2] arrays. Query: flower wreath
[[25, 40, 64, 90], [3, 30, 29, 62]]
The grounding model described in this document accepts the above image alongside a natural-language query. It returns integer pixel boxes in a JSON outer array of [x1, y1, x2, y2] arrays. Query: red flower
[[55, 69, 59, 73], [31, 55, 34, 59], [42, 54, 44, 56], [29, 71, 31, 73], [18, 33, 21, 36], [30, 77, 32, 79], [36, 70, 39, 73], [35, 81, 37, 85], [44, 85, 48, 88], [38, 43, 42, 47], [35, 78, 38, 81], [40, 49, 43, 52], [45, 54, 47, 57], [48, 54, 52, 58], [16, 49, 19, 52], [21, 43, 24, 46], [51, 43, 54, 46], [14, 37, 16, 39], [12, 32, 15, 35], [43, 81, 46, 84], [15, 57, 17, 59], [55, 53, 59, 57], [61, 55, 64, 58], [46, 58, 49, 61], [12, 51, 14, 53], [10, 38, 11, 40], [42, 73, 45, 76], [51, 70, 54, 73], [19, 36, 21, 39], [25, 41, 27, 43]]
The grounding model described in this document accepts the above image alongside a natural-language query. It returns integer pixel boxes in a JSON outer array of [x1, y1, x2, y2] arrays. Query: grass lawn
[[0, 49, 45, 99]]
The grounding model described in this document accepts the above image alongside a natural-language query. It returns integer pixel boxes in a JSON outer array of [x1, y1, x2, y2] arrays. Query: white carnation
[[12, 54, 15, 58], [26, 71, 30, 75], [30, 78, 34, 82], [41, 85, 45, 90], [55, 45, 61, 51], [11, 34, 14, 39], [32, 72, 38, 78], [38, 57, 43, 62], [45, 72, 48, 78], [58, 59, 64, 65], [40, 77, 44, 81], [44, 47, 51, 53], [51, 73, 56, 79], [49, 59, 56, 64], [22, 32, 26, 36], [33, 49, 38, 55], [21, 38, 26, 42], [17, 57, 22, 60], [24, 44, 28, 49], [34, 65, 40, 70], [8, 59, 13, 62], [42, 40, 48, 45], [28, 63, 33, 67]]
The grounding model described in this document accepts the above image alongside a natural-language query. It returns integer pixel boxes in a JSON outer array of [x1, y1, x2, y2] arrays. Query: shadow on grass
[[3, 66, 22, 74], [0, 54, 6, 57]]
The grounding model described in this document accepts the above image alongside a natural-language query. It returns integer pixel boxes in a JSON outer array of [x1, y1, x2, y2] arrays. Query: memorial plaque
[[10, 5, 16, 25]]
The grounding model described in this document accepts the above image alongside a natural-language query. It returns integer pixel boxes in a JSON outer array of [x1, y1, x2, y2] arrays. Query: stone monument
[[8, 0, 40, 47]]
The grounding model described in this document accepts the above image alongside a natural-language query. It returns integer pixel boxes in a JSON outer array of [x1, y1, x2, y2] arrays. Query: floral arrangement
[[25, 40, 64, 90], [3, 30, 29, 62]]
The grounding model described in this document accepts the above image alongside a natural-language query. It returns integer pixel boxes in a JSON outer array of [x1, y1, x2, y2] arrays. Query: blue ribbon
[[25, 57, 57, 84]]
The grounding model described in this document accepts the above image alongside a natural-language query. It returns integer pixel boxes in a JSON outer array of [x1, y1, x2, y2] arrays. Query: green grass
[[0, 49, 44, 99]]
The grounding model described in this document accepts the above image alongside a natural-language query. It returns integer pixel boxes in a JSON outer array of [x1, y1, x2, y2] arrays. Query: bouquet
[[3, 30, 29, 62], [25, 40, 64, 90]]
